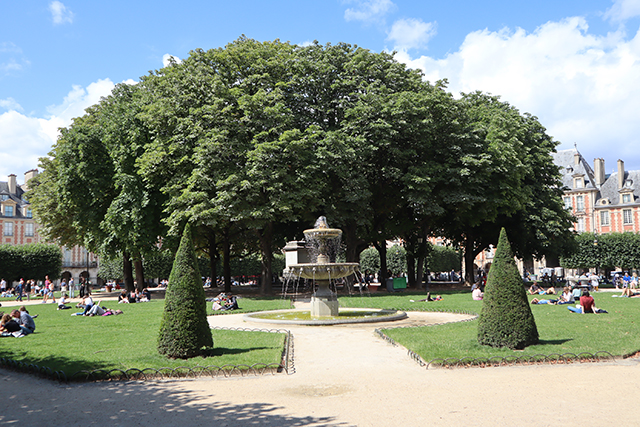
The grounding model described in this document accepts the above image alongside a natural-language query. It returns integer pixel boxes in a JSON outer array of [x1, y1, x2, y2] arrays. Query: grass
[[0, 300, 286, 377], [340, 290, 640, 362]]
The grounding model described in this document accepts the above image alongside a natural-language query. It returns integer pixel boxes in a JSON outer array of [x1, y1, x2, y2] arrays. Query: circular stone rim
[[243, 308, 408, 326]]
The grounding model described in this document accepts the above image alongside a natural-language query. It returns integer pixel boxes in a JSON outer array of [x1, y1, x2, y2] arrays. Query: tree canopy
[[29, 37, 574, 293]]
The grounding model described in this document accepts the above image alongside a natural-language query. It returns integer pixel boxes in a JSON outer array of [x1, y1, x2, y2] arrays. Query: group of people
[[0, 306, 36, 337], [531, 287, 607, 313], [208, 292, 239, 311], [117, 288, 151, 304], [72, 295, 123, 316]]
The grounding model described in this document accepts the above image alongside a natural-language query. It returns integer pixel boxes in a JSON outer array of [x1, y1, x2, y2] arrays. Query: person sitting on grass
[[558, 287, 574, 304], [0, 313, 21, 335], [567, 291, 607, 313], [57, 292, 71, 310], [76, 295, 94, 315], [531, 298, 558, 305], [472, 286, 484, 300], [12, 308, 35, 335], [529, 282, 548, 295], [117, 290, 129, 303]]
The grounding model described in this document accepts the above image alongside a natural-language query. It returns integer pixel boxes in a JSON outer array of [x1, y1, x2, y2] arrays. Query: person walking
[[15, 278, 24, 302], [69, 277, 75, 298]]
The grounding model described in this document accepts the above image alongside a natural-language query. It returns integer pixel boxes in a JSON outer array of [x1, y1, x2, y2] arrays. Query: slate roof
[[552, 148, 597, 192]]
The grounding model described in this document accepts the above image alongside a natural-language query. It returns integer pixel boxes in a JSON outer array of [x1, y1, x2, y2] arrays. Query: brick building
[[0, 170, 98, 285]]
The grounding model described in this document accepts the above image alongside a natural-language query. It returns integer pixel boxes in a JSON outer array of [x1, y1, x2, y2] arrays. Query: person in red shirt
[[580, 291, 595, 313]]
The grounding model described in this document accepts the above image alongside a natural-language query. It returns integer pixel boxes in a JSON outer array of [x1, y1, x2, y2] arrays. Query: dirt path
[[2, 309, 639, 426]]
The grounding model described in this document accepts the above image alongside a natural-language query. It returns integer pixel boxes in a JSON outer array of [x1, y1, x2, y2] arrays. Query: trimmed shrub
[[0, 244, 61, 283], [477, 228, 539, 349], [157, 223, 213, 358]]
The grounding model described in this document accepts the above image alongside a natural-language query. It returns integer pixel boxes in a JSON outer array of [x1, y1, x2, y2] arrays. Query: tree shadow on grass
[[538, 338, 573, 346], [208, 346, 270, 356], [0, 368, 351, 427]]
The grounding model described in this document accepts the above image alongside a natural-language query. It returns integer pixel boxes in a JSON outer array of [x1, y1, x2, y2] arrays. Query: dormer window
[[622, 192, 633, 204], [0, 195, 7, 201], [574, 177, 584, 188], [4, 206, 13, 217]]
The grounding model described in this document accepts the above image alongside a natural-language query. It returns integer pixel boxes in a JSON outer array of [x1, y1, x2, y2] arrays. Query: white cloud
[[162, 54, 182, 67], [605, 0, 640, 22], [0, 98, 23, 112], [0, 42, 30, 74], [0, 79, 116, 181], [344, 0, 396, 24], [386, 18, 436, 51], [49, 1, 74, 25], [395, 16, 640, 171]]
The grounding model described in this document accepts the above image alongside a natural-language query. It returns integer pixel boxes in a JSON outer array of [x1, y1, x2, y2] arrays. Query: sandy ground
[[2, 295, 640, 426]]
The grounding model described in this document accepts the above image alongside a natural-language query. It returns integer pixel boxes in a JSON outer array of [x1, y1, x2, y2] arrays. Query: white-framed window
[[623, 209, 633, 225], [574, 177, 584, 188], [577, 217, 585, 232], [25, 208, 32, 218], [563, 197, 572, 210], [576, 195, 585, 212], [4, 205, 13, 217], [623, 193, 632, 204], [600, 210, 610, 226], [3, 222, 13, 236], [25, 223, 34, 237]]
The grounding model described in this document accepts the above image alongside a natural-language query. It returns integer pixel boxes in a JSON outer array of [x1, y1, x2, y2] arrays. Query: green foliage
[[359, 247, 380, 275], [386, 244, 407, 276], [97, 254, 124, 281], [477, 228, 538, 349], [561, 232, 640, 270], [428, 245, 462, 273], [158, 223, 213, 358], [0, 244, 61, 282]]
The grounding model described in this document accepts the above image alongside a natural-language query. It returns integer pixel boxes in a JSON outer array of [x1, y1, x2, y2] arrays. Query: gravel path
[[2, 306, 639, 426]]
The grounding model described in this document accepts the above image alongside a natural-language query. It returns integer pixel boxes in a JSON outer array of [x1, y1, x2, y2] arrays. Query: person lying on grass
[[529, 282, 555, 295], [419, 293, 443, 302], [531, 298, 558, 305], [618, 288, 640, 297], [72, 305, 123, 316], [567, 291, 607, 313]]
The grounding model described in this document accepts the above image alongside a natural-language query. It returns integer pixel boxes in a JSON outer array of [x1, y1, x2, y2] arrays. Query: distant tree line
[[0, 244, 61, 283], [28, 37, 574, 293]]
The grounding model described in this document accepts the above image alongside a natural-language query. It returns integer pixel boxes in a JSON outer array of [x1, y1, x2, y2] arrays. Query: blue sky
[[1, 0, 640, 183]]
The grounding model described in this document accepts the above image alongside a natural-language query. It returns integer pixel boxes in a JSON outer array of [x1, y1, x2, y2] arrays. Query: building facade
[[0, 170, 98, 285]]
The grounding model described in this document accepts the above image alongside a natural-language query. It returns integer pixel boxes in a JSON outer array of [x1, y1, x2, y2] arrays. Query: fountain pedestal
[[311, 279, 339, 317]]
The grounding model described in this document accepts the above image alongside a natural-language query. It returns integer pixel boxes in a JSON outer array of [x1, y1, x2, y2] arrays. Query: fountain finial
[[315, 216, 329, 229]]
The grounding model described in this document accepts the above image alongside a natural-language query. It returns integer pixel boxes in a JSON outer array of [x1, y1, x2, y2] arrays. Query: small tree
[[158, 223, 213, 358], [477, 228, 538, 349]]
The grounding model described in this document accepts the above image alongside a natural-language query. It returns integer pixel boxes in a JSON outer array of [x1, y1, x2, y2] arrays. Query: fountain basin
[[287, 263, 359, 280], [243, 308, 407, 326]]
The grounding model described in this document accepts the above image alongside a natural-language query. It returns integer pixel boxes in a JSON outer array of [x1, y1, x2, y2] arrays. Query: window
[[3, 222, 13, 236], [576, 196, 584, 212], [577, 217, 585, 232], [623, 193, 632, 204], [4, 206, 13, 217], [600, 210, 610, 226], [574, 177, 584, 188], [564, 197, 572, 210], [0, 195, 7, 201], [624, 209, 633, 225], [25, 208, 32, 218], [25, 223, 34, 237]]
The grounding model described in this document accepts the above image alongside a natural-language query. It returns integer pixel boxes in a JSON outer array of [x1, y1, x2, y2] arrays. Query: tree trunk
[[406, 252, 416, 288], [207, 231, 218, 287], [374, 239, 388, 291], [416, 256, 425, 290], [223, 228, 232, 293], [123, 252, 134, 292], [464, 231, 476, 286], [258, 222, 274, 295], [134, 258, 145, 291]]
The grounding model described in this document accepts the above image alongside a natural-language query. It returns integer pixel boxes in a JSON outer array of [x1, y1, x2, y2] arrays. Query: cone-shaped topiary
[[477, 228, 539, 350], [158, 223, 213, 358]]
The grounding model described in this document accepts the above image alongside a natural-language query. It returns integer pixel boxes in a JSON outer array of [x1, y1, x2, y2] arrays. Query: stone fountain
[[286, 216, 359, 317]]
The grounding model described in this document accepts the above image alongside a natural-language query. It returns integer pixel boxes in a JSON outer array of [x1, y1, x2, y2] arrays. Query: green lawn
[[341, 290, 640, 363], [0, 300, 287, 379]]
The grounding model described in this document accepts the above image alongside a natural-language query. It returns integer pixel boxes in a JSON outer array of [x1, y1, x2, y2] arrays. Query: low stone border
[[374, 309, 618, 370], [0, 326, 293, 382]]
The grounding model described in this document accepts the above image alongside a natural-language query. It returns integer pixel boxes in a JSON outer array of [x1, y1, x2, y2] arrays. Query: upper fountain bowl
[[287, 262, 359, 280]]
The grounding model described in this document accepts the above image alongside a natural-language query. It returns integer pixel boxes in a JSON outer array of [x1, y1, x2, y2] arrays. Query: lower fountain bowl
[[243, 308, 407, 326]]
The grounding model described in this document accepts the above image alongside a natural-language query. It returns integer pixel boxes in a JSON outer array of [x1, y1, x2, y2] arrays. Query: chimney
[[594, 158, 605, 186], [7, 174, 17, 194], [574, 152, 581, 165], [22, 169, 39, 191], [618, 159, 625, 188]]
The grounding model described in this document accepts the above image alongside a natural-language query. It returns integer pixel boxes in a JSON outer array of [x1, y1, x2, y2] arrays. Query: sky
[[1, 0, 640, 185]]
